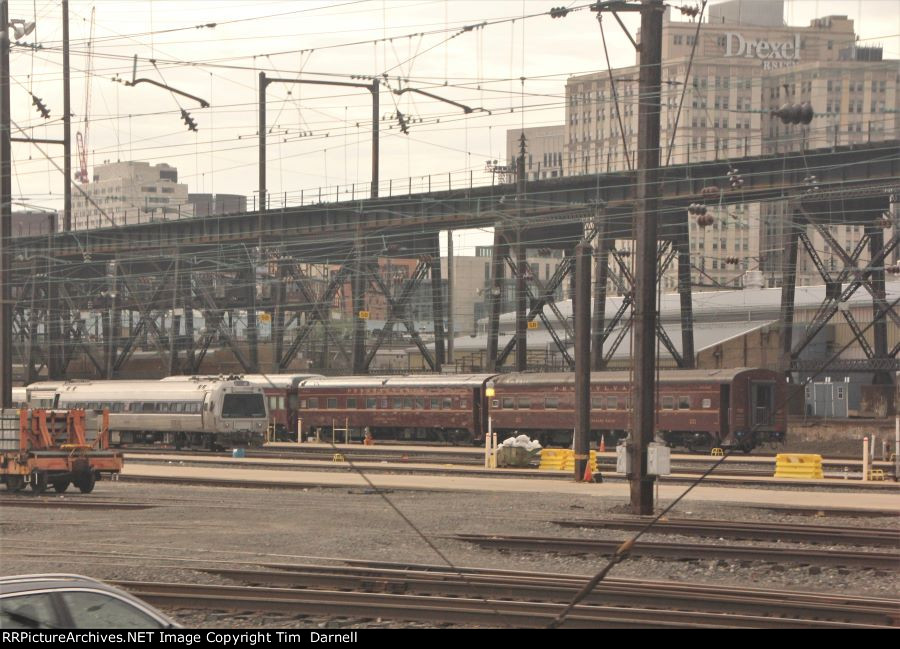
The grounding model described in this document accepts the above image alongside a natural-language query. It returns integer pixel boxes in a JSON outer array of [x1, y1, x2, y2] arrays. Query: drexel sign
[[724, 32, 801, 69]]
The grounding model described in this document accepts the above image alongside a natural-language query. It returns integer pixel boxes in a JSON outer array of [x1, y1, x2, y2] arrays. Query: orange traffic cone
[[583, 462, 593, 483], [599, 436, 606, 453]]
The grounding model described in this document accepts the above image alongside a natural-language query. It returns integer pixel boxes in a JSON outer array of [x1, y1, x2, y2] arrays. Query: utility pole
[[593, 0, 664, 514], [62, 0, 71, 231], [1, 0, 11, 407]]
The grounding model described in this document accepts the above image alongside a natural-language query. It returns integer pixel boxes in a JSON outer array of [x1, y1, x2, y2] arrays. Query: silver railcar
[[51, 379, 268, 448]]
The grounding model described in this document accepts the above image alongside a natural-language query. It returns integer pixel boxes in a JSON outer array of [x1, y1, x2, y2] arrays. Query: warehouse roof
[[481, 282, 900, 326]]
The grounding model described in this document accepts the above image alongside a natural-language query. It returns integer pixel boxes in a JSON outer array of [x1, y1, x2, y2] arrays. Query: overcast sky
[[7, 0, 900, 253]]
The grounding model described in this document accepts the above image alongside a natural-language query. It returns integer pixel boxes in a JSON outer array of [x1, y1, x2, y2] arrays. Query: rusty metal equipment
[[0, 407, 123, 494]]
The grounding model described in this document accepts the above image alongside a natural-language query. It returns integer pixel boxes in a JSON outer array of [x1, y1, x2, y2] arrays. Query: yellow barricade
[[869, 469, 885, 481], [538, 448, 569, 470], [539, 449, 598, 473], [774, 454, 824, 479]]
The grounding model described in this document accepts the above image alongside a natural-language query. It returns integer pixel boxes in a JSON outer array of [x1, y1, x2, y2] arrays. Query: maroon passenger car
[[488, 368, 787, 452], [296, 375, 495, 443]]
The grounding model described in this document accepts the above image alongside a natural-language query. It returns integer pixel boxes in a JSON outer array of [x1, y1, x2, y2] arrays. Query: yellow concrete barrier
[[774, 454, 824, 479], [539, 449, 598, 472], [538, 448, 569, 470], [332, 453, 346, 463], [869, 469, 885, 481], [710, 448, 724, 456]]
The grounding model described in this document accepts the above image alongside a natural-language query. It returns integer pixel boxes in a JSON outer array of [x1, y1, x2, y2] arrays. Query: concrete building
[[72, 161, 193, 230], [563, 0, 899, 288], [505, 126, 565, 181], [11, 210, 57, 238], [188, 193, 247, 218]]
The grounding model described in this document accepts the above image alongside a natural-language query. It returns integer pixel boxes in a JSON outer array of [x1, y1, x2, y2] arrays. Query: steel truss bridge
[[7, 140, 900, 383]]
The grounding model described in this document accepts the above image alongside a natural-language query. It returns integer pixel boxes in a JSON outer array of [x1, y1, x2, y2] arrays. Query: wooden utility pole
[[630, 0, 663, 514], [593, 0, 664, 514]]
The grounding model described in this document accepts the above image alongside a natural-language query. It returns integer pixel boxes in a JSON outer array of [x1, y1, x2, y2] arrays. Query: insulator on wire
[[31, 94, 50, 119], [772, 102, 814, 125], [549, 6, 570, 18], [677, 4, 701, 18], [181, 109, 198, 132]]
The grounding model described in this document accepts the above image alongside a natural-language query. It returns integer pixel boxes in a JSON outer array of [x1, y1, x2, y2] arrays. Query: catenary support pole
[[487, 226, 508, 371], [676, 211, 695, 367], [352, 226, 367, 374], [431, 233, 445, 371], [867, 224, 890, 385], [446, 230, 454, 364], [515, 134, 528, 372], [629, 0, 664, 515], [779, 206, 801, 374], [574, 242, 592, 482], [591, 213, 609, 370], [0, 0, 10, 406]]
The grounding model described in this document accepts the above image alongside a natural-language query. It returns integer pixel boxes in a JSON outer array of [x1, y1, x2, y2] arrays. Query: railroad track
[[553, 517, 900, 547], [449, 534, 900, 570], [0, 496, 155, 510], [113, 562, 899, 628]]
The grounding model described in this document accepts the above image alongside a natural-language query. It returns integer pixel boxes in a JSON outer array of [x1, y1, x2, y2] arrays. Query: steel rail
[[552, 517, 900, 547], [450, 534, 900, 570], [115, 580, 893, 629], [200, 566, 899, 627]]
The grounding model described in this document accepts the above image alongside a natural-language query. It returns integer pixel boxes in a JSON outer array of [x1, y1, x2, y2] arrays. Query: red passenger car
[[296, 375, 494, 443], [488, 368, 787, 452]]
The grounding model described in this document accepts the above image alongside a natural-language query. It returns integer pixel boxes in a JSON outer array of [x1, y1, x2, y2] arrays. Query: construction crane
[[75, 7, 95, 184]]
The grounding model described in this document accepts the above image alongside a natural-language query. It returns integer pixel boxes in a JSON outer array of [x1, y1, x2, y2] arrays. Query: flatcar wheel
[[5, 475, 25, 492], [52, 480, 70, 493], [30, 471, 48, 494], [74, 472, 96, 494]]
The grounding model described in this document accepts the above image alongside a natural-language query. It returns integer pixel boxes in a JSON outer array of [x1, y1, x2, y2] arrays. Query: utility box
[[616, 443, 631, 474], [648, 443, 671, 476]]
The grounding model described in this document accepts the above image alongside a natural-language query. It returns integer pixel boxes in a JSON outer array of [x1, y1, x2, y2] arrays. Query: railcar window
[[702, 398, 711, 408], [380, 399, 388, 409], [492, 399, 499, 408], [308, 398, 318, 409], [300, 400, 307, 408], [518, 397, 531, 409], [222, 393, 266, 418], [678, 396, 691, 409], [404, 397, 413, 409], [430, 398, 440, 410], [591, 396, 603, 409], [415, 398, 425, 410], [393, 398, 404, 409], [662, 396, 675, 410], [327, 398, 338, 409], [347, 398, 357, 409], [158, 403, 169, 413], [545, 397, 559, 409], [443, 397, 453, 409], [141, 403, 155, 413], [459, 399, 467, 409], [606, 396, 618, 409], [366, 398, 377, 409], [502, 397, 515, 409]]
